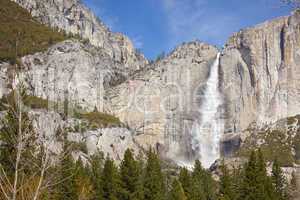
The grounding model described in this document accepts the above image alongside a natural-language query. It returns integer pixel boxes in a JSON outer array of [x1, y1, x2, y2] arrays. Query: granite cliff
[[221, 10, 300, 133], [1, 0, 300, 170]]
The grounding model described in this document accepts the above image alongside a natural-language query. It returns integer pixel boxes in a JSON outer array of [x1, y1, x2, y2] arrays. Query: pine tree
[[143, 149, 166, 200], [239, 150, 276, 200], [272, 158, 287, 200], [0, 89, 36, 176], [89, 150, 105, 200], [178, 168, 192, 199], [190, 160, 206, 200], [169, 179, 187, 200], [203, 169, 217, 200], [120, 149, 143, 200], [218, 160, 235, 200], [231, 166, 243, 200], [256, 149, 276, 200], [239, 151, 258, 200], [75, 158, 93, 199], [58, 136, 78, 200], [101, 156, 121, 200], [191, 160, 216, 200]]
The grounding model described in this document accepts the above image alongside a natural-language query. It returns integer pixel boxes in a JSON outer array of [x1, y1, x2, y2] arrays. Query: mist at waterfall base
[[178, 53, 224, 169]]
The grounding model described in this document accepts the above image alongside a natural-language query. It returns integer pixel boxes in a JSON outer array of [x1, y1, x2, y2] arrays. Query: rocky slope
[[221, 115, 300, 166], [19, 40, 133, 111], [29, 109, 140, 162], [105, 41, 219, 163], [0, 0, 147, 162], [1, 0, 299, 170], [12, 0, 147, 72], [220, 10, 300, 133]]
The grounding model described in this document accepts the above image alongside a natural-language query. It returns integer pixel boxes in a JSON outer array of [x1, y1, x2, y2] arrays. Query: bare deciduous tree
[[0, 34, 73, 199]]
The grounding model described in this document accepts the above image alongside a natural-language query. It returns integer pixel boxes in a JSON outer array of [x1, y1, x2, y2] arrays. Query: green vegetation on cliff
[[75, 111, 122, 128], [237, 115, 300, 167], [0, 91, 122, 129], [0, 0, 67, 62]]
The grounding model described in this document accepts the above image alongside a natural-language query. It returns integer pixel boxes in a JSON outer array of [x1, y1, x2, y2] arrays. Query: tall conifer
[[101, 156, 121, 200], [178, 167, 192, 199], [169, 179, 187, 200], [218, 160, 235, 200], [120, 149, 143, 200], [272, 158, 288, 200], [143, 149, 165, 200]]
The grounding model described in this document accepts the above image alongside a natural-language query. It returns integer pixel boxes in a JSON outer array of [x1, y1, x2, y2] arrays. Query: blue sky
[[83, 0, 292, 59]]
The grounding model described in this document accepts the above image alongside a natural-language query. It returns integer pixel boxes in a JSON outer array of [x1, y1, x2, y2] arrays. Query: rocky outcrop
[[12, 0, 147, 72], [68, 127, 140, 161], [18, 40, 136, 111], [3, 0, 300, 168], [220, 10, 300, 133], [221, 115, 300, 167], [105, 41, 219, 163], [29, 109, 140, 161]]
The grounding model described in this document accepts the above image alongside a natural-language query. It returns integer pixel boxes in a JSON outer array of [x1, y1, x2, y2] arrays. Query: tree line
[[0, 73, 297, 200], [50, 148, 297, 200]]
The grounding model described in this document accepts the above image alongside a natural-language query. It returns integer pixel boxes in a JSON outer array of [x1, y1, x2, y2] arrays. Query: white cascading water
[[191, 52, 223, 168]]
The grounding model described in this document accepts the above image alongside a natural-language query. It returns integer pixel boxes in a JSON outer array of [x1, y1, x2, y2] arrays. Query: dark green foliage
[[101, 156, 122, 200], [218, 160, 235, 200], [272, 159, 288, 200], [120, 149, 143, 200], [89, 151, 105, 200], [256, 149, 276, 200], [230, 166, 243, 200], [237, 129, 295, 167], [0, 0, 67, 61], [0, 91, 49, 110], [178, 168, 192, 199], [293, 132, 300, 162], [191, 160, 216, 200], [57, 133, 78, 200], [143, 149, 166, 200], [75, 111, 122, 128], [23, 95, 49, 109], [68, 140, 88, 154], [169, 179, 187, 200], [0, 87, 36, 176], [239, 151, 258, 200], [239, 150, 276, 200]]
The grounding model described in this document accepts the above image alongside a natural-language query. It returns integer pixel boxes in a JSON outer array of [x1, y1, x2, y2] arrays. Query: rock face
[[220, 10, 300, 133], [2, 0, 300, 167], [221, 115, 300, 165], [29, 109, 140, 161], [12, 0, 147, 72], [19, 40, 134, 111], [105, 41, 219, 163]]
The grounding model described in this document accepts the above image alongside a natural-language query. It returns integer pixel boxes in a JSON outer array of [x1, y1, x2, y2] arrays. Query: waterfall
[[191, 52, 223, 168]]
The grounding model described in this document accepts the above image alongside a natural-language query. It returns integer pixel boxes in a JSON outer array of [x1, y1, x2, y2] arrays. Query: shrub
[[293, 133, 300, 163], [0, 0, 67, 61], [23, 95, 49, 109], [68, 141, 88, 154], [0, 90, 49, 110], [75, 111, 122, 129]]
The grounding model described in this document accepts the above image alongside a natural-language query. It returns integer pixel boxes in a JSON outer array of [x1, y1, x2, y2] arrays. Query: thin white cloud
[[162, 0, 239, 47]]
